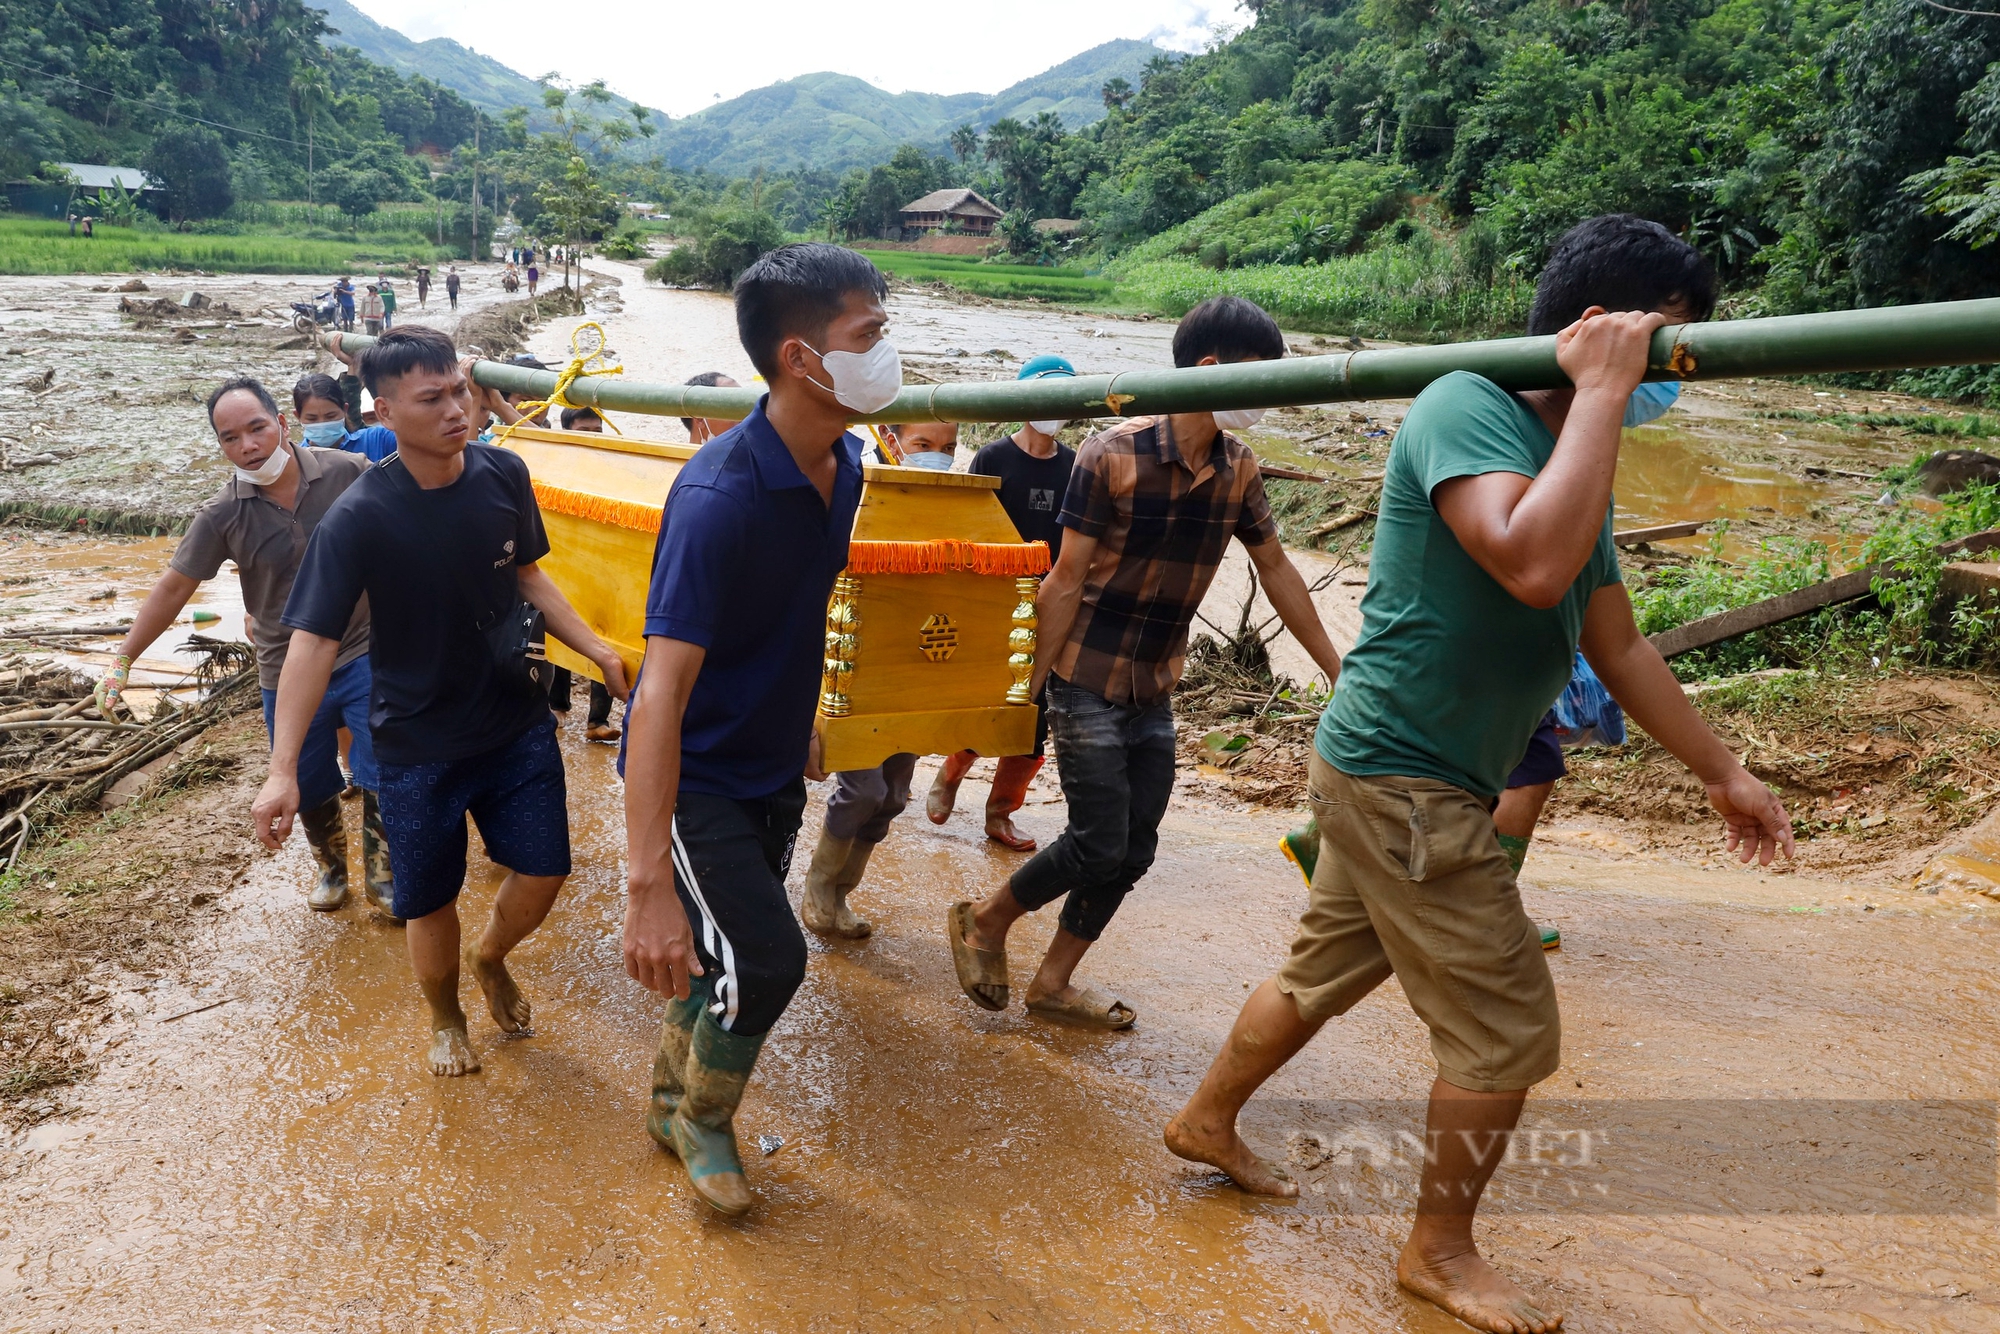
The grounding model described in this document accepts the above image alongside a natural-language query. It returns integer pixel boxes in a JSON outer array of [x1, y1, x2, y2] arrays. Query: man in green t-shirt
[[1164, 215, 1796, 1334]]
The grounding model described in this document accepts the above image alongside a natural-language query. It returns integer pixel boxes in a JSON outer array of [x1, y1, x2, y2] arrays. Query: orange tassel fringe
[[532, 481, 663, 534], [530, 485, 1052, 578], [847, 539, 1051, 576]]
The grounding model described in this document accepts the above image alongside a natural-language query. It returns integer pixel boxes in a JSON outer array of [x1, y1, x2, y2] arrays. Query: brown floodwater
[[4, 712, 1999, 1331]]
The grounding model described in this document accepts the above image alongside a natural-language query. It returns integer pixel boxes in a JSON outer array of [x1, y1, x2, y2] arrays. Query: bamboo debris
[[0, 637, 257, 871]]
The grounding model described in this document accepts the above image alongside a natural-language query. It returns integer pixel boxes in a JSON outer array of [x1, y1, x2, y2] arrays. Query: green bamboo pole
[[336, 296, 2000, 425]]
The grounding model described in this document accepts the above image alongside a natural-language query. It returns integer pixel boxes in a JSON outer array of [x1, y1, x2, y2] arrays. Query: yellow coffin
[[501, 427, 1041, 771]]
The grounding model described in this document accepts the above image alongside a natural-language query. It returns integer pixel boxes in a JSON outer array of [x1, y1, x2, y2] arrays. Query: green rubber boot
[[359, 791, 402, 923], [1280, 815, 1319, 888], [667, 1008, 766, 1217], [1498, 833, 1561, 950], [298, 797, 349, 911], [645, 977, 710, 1149]]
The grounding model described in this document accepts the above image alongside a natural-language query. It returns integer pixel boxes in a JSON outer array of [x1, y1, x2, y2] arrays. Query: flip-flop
[[948, 901, 1008, 1012], [1026, 986, 1136, 1030]]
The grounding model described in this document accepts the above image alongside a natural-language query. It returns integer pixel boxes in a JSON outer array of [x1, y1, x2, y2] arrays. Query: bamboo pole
[[337, 296, 2000, 424]]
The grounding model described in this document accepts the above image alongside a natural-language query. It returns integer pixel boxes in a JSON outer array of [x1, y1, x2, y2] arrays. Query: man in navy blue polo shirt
[[620, 243, 886, 1219]]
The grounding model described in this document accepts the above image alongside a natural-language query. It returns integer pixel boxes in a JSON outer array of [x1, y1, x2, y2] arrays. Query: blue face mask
[[1624, 381, 1680, 428], [300, 420, 348, 447], [904, 450, 954, 471]]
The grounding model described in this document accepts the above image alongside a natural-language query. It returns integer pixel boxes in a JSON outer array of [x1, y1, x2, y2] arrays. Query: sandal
[[1025, 986, 1136, 1030], [947, 901, 1008, 1012]]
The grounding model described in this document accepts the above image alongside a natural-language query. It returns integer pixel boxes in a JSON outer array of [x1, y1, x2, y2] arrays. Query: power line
[[1918, 0, 2000, 15], [0, 52, 308, 147]]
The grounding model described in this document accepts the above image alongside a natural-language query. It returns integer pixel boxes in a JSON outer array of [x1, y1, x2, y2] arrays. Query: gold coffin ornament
[[499, 431, 1041, 772], [814, 464, 1042, 772]]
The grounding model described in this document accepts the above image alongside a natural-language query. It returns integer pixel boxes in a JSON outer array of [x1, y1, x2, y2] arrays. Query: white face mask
[[232, 443, 292, 487], [802, 338, 903, 414], [903, 449, 954, 471], [1028, 420, 1068, 437], [1213, 407, 1266, 431]]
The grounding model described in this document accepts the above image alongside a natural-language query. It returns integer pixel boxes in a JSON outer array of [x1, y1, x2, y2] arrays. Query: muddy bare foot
[[926, 771, 961, 824], [428, 1025, 482, 1077], [467, 948, 532, 1033], [1396, 1239, 1562, 1334], [1163, 1110, 1298, 1196]]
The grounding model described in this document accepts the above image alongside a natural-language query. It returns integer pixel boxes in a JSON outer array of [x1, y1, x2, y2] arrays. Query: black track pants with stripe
[[670, 778, 808, 1037]]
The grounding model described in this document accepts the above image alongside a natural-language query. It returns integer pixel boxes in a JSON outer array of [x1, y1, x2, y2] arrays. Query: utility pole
[[469, 117, 481, 262]]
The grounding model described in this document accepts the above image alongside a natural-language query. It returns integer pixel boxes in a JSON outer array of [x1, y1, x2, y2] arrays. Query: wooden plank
[[1649, 568, 1878, 658], [1258, 463, 1340, 484], [1615, 520, 1707, 546], [1650, 527, 2000, 658]]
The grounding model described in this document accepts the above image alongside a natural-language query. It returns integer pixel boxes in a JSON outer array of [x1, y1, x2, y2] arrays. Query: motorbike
[[290, 292, 342, 335]]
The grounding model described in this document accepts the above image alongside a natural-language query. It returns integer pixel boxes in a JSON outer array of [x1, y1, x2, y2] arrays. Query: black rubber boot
[[298, 797, 349, 911], [359, 791, 402, 923]]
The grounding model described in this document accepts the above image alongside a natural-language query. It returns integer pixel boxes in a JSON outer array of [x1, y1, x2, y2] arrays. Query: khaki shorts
[[1276, 753, 1560, 1093]]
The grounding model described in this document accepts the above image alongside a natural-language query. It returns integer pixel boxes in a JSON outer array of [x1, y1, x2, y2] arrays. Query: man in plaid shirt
[[948, 296, 1344, 1029]]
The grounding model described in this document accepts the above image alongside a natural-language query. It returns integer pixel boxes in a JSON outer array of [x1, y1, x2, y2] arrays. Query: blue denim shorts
[[374, 717, 571, 919]]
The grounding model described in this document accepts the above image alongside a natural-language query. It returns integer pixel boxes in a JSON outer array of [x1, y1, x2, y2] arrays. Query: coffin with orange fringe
[[502, 425, 1042, 771]]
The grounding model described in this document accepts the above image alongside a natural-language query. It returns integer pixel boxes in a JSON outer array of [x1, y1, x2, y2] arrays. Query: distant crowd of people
[[105, 218, 1795, 1334]]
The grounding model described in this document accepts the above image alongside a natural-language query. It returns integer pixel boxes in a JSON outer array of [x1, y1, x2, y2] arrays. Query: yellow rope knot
[[491, 321, 624, 446]]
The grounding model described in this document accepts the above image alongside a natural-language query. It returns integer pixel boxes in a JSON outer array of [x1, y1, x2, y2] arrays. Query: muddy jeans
[[1007, 675, 1176, 941]]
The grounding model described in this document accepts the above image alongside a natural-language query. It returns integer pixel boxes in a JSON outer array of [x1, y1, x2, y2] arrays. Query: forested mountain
[[313, 0, 642, 130], [652, 40, 1163, 175], [0, 0, 481, 200], [782, 0, 2000, 315]]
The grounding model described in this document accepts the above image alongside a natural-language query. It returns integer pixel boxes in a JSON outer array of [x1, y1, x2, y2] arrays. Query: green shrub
[[1110, 236, 1533, 338], [1110, 160, 1410, 270]]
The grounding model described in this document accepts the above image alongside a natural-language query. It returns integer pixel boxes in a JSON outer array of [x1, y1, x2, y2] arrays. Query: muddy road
[[4, 261, 2000, 1331], [4, 716, 1999, 1333]]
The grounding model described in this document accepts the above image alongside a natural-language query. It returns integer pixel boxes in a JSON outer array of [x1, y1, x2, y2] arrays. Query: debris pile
[[0, 637, 258, 873]]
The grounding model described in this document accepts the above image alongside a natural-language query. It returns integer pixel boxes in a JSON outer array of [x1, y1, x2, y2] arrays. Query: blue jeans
[[1007, 676, 1177, 941], [263, 653, 377, 811]]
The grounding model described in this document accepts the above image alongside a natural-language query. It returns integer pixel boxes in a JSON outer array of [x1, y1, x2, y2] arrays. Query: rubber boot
[[359, 791, 402, 923], [927, 748, 979, 823], [986, 754, 1043, 819], [646, 976, 711, 1148], [298, 797, 349, 911], [667, 1008, 766, 1217], [1500, 833, 1561, 949], [801, 828, 872, 939], [1280, 816, 1319, 888]]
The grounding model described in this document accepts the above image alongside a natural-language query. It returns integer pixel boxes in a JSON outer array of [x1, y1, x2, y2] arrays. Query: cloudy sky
[[340, 0, 1248, 118]]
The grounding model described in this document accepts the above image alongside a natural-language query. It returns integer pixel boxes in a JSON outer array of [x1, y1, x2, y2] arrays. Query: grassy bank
[[0, 217, 441, 276], [854, 249, 1115, 303], [1106, 249, 1533, 340]]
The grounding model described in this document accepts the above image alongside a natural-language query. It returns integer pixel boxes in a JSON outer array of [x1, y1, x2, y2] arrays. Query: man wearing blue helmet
[[926, 353, 1078, 850]]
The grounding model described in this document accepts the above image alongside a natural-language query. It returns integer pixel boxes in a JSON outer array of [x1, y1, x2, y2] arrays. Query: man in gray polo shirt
[[97, 377, 393, 917]]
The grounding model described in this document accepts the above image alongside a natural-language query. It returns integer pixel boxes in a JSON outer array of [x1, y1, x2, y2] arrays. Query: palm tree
[[1101, 77, 1133, 113], [949, 123, 979, 167], [291, 66, 332, 207]]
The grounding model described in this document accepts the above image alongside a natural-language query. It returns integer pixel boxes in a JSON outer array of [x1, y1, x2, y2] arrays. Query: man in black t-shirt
[[926, 354, 1078, 850], [252, 326, 630, 1079]]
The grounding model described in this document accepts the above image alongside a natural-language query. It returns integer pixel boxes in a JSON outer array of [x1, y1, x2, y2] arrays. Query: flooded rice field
[[3, 260, 2000, 1331]]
